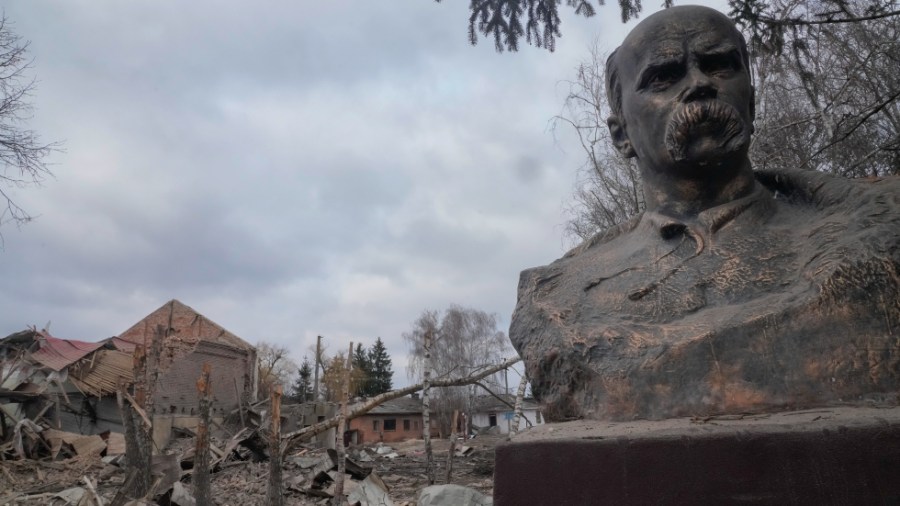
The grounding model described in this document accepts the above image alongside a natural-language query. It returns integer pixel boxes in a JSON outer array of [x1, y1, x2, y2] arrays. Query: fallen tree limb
[[472, 381, 534, 429], [282, 356, 521, 454]]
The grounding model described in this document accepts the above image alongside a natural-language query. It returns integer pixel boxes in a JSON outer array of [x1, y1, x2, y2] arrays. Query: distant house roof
[[472, 394, 541, 413], [366, 396, 424, 415]]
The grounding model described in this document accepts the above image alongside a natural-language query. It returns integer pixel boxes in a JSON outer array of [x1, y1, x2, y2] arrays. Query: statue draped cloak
[[510, 168, 900, 421]]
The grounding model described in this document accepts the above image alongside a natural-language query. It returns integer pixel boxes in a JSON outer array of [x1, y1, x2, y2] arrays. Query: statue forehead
[[618, 7, 742, 73]]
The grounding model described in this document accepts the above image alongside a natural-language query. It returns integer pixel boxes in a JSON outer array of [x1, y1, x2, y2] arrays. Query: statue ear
[[749, 85, 756, 133], [607, 115, 636, 158]]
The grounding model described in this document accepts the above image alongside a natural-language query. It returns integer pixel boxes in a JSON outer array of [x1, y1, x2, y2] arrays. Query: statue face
[[612, 7, 754, 178]]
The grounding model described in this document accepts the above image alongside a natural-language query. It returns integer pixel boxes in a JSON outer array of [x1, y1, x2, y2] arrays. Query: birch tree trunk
[[423, 329, 435, 485], [509, 374, 528, 438]]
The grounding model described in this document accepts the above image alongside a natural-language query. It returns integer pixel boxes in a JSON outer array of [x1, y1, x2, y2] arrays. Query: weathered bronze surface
[[510, 6, 900, 421]]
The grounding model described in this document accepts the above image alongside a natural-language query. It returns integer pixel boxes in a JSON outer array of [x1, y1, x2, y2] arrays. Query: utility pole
[[314, 335, 322, 402]]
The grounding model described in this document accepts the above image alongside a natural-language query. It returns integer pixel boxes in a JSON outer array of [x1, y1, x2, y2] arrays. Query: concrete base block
[[494, 407, 900, 505]]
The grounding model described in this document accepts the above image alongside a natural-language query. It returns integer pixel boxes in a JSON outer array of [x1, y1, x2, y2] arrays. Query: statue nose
[[680, 70, 717, 102]]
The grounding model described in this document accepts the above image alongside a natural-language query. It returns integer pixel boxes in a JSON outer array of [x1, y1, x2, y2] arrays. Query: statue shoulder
[[515, 212, 644, 299], [754, 167, 900, 209], [563, 212, 645, 259]]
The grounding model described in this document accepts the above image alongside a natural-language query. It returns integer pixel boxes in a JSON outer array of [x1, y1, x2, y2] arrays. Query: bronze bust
[[510, 6, 900, 421]]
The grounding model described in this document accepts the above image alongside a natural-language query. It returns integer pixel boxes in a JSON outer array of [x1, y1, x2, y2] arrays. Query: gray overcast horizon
[[1, 0, 726, 383]]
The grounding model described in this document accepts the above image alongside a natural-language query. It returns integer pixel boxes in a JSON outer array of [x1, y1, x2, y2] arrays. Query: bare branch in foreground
[[282, 356, 522, 454]]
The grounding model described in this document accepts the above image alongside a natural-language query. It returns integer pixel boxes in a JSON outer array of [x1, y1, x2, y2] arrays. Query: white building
[[470, 394, 544, 435]]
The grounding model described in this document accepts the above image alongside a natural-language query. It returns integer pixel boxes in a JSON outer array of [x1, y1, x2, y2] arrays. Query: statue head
[[605, 6, 756, 214]]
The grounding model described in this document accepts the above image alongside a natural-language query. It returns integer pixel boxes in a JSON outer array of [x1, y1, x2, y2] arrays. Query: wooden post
[[267, 384, 284, 506], [331, 342, 353, 505], [131, 344, 151, 497], [145, 325, 163, 468], [234, 378, 246, 428], [423, 328, 435, 485], [194, 363, 212, 506]]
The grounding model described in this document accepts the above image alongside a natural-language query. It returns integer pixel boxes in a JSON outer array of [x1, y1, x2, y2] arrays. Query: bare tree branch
[[282, 356, 521, 454]]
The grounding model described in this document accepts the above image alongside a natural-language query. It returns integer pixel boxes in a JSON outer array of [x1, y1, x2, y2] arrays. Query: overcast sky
[[2, 1, 726, 382]]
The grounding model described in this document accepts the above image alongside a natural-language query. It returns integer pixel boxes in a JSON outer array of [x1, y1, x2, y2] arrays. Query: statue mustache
[[664, 100, 747, 163]]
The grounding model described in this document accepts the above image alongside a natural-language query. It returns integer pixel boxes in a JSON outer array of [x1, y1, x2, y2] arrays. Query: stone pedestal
[[494, 407, 900, 505]]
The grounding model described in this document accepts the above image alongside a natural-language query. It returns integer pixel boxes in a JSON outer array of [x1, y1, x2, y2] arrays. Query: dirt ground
[[0, 434, 505, 505]]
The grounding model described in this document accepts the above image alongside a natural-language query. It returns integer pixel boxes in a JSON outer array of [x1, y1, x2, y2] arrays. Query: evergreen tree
[[437, 0, 900, 55], [291, 357, 314, 403], [352, 343, 373, 397], [367, 337, 394, 395]]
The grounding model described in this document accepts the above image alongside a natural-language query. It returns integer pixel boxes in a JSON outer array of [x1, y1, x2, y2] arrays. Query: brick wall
[[117, 300, 258, 410], [151, 341, 252, 415]]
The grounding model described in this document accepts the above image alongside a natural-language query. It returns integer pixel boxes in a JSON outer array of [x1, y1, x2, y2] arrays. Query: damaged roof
[[115, 299, 255, 353], [27, 331, 106, 372], [68, 349, 134, 397]]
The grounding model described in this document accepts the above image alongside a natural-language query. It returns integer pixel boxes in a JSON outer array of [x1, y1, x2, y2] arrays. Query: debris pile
[[0, 419, 500, 505], [1, 326, 503, 505]]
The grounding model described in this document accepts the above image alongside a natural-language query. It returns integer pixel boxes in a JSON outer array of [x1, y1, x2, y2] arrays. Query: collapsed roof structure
[[0, 299, 258, 457]]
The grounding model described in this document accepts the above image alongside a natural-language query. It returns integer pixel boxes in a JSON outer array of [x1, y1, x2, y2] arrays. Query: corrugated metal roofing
[[29, 332, 105, 372], [109, 336, 138, 353]]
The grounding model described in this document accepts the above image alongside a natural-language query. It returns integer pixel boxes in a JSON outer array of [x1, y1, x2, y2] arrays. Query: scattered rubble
[[418, 484, 493, 506], [1, 325, 505, 505], [0, 413, 503, 505]]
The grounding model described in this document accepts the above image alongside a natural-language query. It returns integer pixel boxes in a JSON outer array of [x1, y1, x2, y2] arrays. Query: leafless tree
[[0, 14, 57, 236], [256, 341, 298, 400], [404, 305, 514, 437], [748, 0, 900, 177], [319, 351, 367, 402], [552, 42, 644, 243]]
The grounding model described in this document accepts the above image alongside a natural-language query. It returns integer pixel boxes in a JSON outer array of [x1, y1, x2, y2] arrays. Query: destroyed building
[[113, 299, 258, 420], [0, 299, 259, 452]]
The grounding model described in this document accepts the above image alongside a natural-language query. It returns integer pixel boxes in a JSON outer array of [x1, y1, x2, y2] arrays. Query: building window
[[489, 414, 497, 427], [384, 418, 397, 431], [414, 420, 420, 430], [403, 419, 411, 431], [373, 420, 380, 432]]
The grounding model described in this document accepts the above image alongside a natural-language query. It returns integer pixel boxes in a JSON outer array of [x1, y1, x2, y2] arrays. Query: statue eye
[[700, 52, 740, 76], [645, 65, 682, 90]]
